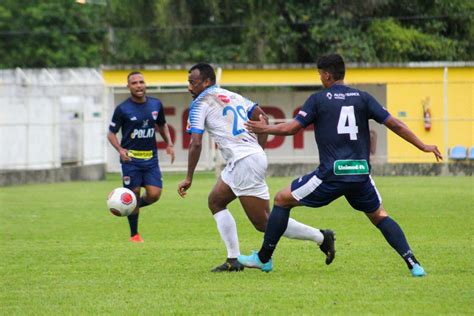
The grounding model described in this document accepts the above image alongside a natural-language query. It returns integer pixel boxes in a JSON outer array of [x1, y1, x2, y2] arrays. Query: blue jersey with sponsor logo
[[295, 84, 390, 182], [109, 97, 166, 165]]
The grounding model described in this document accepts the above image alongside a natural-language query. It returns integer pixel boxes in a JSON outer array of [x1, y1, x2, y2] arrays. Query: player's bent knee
[[208, 197, 224, 214], [273, 191, 293, 208], [146, 192, 161, 203], [365, 207, 388, 225]]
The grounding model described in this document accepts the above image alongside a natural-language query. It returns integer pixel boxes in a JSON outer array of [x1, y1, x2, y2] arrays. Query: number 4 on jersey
[[337, 106, 358, 140]]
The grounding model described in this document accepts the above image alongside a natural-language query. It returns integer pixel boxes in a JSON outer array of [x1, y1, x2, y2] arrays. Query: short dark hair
[[127, 71, 143, 82], [317, 54, 345, 81], [189, 63, 216, 84]]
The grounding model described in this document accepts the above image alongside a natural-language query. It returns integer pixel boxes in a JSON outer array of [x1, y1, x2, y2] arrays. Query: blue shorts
[[121, 162, 163, 189], [290, 171, 381, 213]]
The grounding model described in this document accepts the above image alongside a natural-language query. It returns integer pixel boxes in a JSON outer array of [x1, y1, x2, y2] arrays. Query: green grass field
[[1, 173, 472, 314]]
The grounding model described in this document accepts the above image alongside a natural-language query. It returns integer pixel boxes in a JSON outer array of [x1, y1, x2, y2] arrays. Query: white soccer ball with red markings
[[107, 187, 137, 217]]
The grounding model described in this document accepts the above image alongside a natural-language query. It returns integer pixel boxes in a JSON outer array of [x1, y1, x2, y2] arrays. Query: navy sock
[[258, 205, 290, 263], [139, 196, 151, 208], [376, 216, 419, 269], [127, 212, 139, 236]]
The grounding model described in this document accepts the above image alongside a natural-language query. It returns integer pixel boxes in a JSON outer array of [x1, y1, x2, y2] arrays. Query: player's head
[[188, 63, 216, 99], [127, 71, 146, 101], [317, 54, 345, 88]]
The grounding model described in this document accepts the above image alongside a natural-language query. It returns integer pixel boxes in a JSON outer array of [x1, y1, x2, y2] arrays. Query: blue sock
[[258, 205, 290, 263], [127, 212, 139, 236], [139, 196, 151, 208], [376, 216, 419, 269]]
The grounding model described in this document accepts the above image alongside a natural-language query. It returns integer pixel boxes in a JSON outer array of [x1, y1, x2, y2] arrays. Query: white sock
[[283, 218, 324, 244], [213, 209, 240, 258]]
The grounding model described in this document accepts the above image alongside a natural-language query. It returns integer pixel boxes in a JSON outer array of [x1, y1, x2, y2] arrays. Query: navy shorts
[[121, 161, 163, 189], [290, 171, 381, 213]]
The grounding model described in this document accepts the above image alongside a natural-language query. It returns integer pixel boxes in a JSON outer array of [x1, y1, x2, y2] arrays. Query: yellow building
[[103, 62, 473, 163]]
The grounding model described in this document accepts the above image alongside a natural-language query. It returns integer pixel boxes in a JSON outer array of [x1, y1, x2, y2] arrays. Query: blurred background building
[[0, 0, 472, 184]]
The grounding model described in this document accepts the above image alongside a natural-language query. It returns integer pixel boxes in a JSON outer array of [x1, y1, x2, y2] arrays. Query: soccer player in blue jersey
[[239, 54, 443, 276], [178, 63, 335, 272], [107, 72, 175, 242]]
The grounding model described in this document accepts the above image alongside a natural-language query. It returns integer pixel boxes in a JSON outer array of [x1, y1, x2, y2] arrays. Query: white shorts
[[221, 152, 270, 200]]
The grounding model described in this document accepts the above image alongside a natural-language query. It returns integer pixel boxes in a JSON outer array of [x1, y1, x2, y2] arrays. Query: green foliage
[[0, 1, 107, 68], [0, 174, 472, 314], [369, 19, 457, 61], [0, 0, 472, 67]]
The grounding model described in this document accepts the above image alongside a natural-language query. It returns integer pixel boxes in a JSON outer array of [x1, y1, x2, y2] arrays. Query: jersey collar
[[190, 85, 218, 108]]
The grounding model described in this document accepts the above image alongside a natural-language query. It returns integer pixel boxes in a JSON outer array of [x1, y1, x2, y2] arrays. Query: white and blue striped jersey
[[186, 86, 264, 164]]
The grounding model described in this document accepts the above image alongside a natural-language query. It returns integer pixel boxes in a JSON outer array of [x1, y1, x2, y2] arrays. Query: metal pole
[[16, 68, 30, 169], [216, 67, 222, 88], [443, 67, 449, 163]]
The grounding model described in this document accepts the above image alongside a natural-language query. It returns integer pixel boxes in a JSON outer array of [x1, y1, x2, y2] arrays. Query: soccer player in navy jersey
[[238, 54, 443, 276], [107, 72, 175, 242]]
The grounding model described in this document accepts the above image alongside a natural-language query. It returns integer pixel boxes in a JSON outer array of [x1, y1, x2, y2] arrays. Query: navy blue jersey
[[109, 96, 166, 164], [295, 84, 390, 182]]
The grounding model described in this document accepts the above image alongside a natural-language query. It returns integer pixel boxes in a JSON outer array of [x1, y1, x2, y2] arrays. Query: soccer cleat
[[211, 258, 244, 272], [130, 233, 144, 243], [237, 251, 273, 272], [410, 264, 426, 277], [319, 229, 336, 265]]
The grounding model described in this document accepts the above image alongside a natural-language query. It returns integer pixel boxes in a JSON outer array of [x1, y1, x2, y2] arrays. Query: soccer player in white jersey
[[178, 63, 335, 272]]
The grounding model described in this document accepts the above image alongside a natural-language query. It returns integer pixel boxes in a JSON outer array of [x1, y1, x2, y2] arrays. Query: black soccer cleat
[[319, 229, 336, 265], [211, 258, 245, 272]]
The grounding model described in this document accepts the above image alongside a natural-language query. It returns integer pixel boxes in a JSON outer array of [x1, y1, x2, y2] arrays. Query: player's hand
[[423, 144, 443, 162], [166, 145, 175, 164], [245, 114, 268, 134], [119, 148, 131, 162], [177, 179, 192, 198]]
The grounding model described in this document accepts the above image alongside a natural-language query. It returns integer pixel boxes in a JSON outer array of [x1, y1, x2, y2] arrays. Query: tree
[[0, 0, 472, 68], [0, 0, 107, 68]]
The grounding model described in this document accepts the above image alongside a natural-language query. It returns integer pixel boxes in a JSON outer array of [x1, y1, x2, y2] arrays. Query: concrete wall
[[0, 69, 108, 170], [265, 162, 473, 177], [0, 164, 106, 187]]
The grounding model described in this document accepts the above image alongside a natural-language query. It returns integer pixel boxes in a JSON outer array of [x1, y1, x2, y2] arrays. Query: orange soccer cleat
[[130, 233, 144, 243]]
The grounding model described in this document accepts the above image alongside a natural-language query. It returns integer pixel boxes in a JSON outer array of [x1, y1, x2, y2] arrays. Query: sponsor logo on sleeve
[[110, 121, 116, 127], [298, 110, 307, 117], [152, 111, 158, 120], [217, 94, 231, 103]]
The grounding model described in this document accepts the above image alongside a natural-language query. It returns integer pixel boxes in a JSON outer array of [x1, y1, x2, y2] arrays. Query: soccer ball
[[107, 187, 137, 217]]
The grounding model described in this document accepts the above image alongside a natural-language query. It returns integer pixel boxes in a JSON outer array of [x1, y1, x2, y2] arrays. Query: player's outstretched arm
[[245, 115, 302, 136], [384, 116, 443, 161], [178, 133, 203, 198]]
